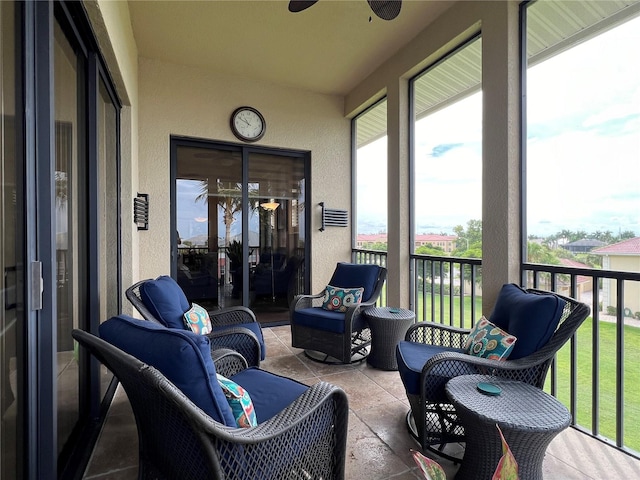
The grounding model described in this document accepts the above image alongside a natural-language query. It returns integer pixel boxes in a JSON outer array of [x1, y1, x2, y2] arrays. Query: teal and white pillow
[[321, 285, 364, 312], [183, 303, 213, 335], [216, 374, 257, 428], [465, 316, 517, 361]]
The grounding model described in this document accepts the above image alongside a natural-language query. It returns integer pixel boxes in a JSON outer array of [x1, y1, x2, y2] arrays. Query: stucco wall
[[605, 256, 640, 313], [86, 0, 139, 314], [91, 0, 524, 310], [138, 58, 351, 293]]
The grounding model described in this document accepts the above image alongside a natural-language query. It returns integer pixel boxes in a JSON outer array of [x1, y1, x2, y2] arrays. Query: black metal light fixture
[[134, 193, 149, 230]]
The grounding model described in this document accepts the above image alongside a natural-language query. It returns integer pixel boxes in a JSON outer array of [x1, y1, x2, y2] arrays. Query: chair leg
[[349, 329, 371, 361], [303, 348, 368, 365], [405, 406, 465, 464]]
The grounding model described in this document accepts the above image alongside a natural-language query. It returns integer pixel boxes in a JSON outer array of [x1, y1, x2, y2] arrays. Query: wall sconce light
[[134, 193, 149, 231], [319, 201, 348, 231]]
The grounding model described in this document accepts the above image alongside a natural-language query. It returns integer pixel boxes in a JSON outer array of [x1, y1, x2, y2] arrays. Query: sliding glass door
[[248, 152, 306, 318], [0, 2, 121, 478], [173, 139, 309, 323], [1, 2, 21, 477]]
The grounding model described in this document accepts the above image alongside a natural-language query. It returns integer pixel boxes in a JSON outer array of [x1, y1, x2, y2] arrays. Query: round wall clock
[[230, 106, 266, 142]]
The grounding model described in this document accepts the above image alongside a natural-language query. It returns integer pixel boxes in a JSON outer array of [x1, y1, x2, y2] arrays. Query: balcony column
[[386, 79, 410, 308], [481, 0, 521, 310]]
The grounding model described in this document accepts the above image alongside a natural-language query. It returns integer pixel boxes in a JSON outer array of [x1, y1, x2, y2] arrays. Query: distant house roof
[[415, 234, 457, 242], [558, 258, 592, 285], [357, 234, 388, 243], [562, 239, 606, 248], [357, 233, 458, 243], [591, 237, 640, 255]]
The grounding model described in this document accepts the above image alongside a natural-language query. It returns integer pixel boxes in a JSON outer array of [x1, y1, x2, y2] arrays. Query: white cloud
[[357, 15, 640, 237]]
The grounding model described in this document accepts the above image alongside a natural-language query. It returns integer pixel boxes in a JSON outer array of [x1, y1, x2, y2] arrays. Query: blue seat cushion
[[214, 322, 266, 361], [489, 284, 566, 360], [292, 307, 369, 334], [329, 263, 381, 303], [140, 275, 190, 329], [396, 341, 469, 397], [230, 367, 308, 423], [99, 314, 237, 427]]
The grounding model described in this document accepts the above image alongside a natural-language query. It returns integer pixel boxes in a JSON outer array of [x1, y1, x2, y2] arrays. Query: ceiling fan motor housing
[[288, 0, 402, 21]]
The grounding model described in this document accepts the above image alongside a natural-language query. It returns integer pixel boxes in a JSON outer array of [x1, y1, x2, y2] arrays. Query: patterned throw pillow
[[321, 285, 365, 312], [464, 316, 517, 361], [216, 374, 258, 428], [183, 303, 213, 335]]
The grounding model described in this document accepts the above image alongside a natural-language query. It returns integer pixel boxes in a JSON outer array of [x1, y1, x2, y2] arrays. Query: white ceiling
[[127, 0, 454, 96]]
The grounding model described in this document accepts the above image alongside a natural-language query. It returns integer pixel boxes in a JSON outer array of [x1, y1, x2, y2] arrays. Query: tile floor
[[83, 325, 640, 479]]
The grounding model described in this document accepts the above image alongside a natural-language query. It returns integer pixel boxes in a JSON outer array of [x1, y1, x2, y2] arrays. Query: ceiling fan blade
[[288, 0, 320, 13], [367, 0, 402, 21]]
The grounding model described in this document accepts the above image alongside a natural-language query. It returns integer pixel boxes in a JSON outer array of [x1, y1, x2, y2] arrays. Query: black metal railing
[[522, 263, 640, 459], [410, 253, 482, 330], [352, 248, 640, 460]]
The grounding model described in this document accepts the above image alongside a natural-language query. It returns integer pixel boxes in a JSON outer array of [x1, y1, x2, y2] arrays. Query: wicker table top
[[445, 374, 571, 432], [364, 307, 416, 321]]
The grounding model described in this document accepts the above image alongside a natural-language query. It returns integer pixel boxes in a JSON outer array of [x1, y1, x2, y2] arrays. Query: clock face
[[231, 107, 265, 142]]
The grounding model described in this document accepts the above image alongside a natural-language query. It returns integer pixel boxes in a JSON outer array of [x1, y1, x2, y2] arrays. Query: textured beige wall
[[138, 58, 351, 293], [86, 0, 139, 314], [90, 0, 524, 308]]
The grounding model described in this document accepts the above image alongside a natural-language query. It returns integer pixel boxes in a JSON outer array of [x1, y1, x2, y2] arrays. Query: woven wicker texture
[[126, 279, 263, 366], [73, 329, 349, 480], [400, 288, 589, 460], [290, 266, 387, 364], [364, 307, 415, 370], [446, 374, 571, 480], [210, 348, 248, 378]]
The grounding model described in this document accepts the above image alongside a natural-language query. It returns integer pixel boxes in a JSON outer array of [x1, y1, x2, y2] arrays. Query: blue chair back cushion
[[292, 307, 368, 334], [329, 263, 381, 303], [140, 275, 190, 329], [489, 284, 566, 360], [396, 341, 470, 398], [99, 314, 237, 427], [230, 367, 308, 423], [214, 322, 267, 361]]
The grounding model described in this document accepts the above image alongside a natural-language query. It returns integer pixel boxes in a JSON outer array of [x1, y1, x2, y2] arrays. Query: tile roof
[[558, 258, 592, 285], [591, 237, 640, 255], [563, 238, 607, 247], [357, 234, 458, 242]]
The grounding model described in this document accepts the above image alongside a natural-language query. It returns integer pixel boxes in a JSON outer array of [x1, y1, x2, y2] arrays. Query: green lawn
[[551, 316, 640, 452], [413, 294, 640, 453], [414, 292, 483, 329]]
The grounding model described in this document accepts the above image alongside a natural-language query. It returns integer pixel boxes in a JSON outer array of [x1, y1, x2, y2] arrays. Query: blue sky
[[177, 179, 263, 245], [357, 14, 640, 238]]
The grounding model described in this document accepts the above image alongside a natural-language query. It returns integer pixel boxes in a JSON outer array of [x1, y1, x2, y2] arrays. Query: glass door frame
[[170, 136, 311, 307], [20, 2, 123, 478]]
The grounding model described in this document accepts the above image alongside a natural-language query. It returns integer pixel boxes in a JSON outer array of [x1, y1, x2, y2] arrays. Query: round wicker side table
[[445, 374, 571, 480], [363, 307, 415, 370]]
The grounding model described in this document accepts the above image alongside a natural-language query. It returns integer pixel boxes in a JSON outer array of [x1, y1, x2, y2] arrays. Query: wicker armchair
[[126, 277, 264, 367], [73, 322, 349, 480], [396, 285, 590, 461], [290, 262, 387, 364]]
